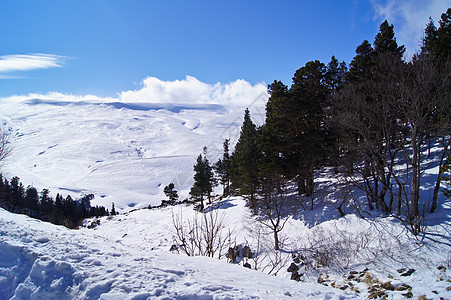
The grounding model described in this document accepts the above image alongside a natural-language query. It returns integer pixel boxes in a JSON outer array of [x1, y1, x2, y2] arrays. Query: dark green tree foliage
[[110, 202, 117, 215], [422, 18, 439, 55], [230, 109, 260, 209], [346, 40, 374, 83], [190, 146, 216, 211], [373, 20, 406, 57], [214, 139, 231, 196], [436, 8, 451, 60], [324, 56, 348, 172], [421, 9, 451, 60], [0, 174, 108, 228], [163, 182, 179, 204], [325, 56, 348, 93], [25, 186, 39, 215]]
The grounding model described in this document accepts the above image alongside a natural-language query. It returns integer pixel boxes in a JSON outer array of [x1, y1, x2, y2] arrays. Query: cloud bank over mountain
[[118, 75, 268, 106], [3, 75, 269, 108]]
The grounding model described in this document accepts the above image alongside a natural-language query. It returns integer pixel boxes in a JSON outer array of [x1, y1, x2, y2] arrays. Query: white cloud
[[371, 0, 449, 59], [1, 76, 269, 109], [119, 75, 269, 106], [0, 53, 68, 74]]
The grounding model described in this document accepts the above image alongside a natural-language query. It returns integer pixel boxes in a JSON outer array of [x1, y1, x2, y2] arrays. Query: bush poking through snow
[[171, 209, 233, 258]]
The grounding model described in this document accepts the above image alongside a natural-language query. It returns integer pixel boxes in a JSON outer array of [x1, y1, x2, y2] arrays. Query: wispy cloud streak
[[0, 53, 68, 74]]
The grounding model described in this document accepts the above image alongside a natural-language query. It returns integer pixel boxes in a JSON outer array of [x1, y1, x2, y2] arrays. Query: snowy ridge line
[[26, 98, 229, 113]]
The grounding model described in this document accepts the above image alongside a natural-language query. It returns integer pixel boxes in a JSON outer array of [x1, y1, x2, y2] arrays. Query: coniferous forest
[[0, 175, 108, 228], [191, 10, 451, 238]]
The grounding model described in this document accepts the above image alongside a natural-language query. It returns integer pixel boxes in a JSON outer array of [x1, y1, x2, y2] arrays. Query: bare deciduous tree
[[256, 174, 290, 250], [0, 127, 11, 168], [171, 209, 232, 258]]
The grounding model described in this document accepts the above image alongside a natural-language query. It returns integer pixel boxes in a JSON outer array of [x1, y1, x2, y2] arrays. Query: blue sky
[[0, 0, 449, 102]]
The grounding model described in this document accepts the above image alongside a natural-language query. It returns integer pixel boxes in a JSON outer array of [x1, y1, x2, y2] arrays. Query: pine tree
[[422, 17, 438, 55], [40, 189, 54, 218], [291, 60, 329, 199], [214, 139, 231, 196], [24, 186, 39, 213], [164, 183, 179, 204], [436, 8, 451, 60], [230, 109, 260, 209], [346, 40, 374, 83], [190, 146, 216, 211], [373, 20, 406, 57], [110, 202, 117, 215]]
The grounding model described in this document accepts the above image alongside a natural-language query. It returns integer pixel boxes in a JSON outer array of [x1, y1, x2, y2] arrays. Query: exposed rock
[[395, 284, 411, 291], [227, 246, 237, 263], [401, 291, 413, 298], [381, 281, 394, 291], [243, 262, 251, 269], [400, 269, 415, 277], [287, 262, 299, 273], [242, 246, 253, 258]]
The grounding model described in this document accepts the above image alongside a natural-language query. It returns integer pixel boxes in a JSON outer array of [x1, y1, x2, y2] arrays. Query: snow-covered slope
[[0, 205, 358, 299], [1, 95, 450, 299], [0, 96, 264, 211]]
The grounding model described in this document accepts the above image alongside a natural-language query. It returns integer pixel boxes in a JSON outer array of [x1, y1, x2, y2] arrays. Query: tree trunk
[[431, 138, 450, 213], [410, 127, 421, 231], [297, 178, 306, 195], [274, 230, 279, 250]]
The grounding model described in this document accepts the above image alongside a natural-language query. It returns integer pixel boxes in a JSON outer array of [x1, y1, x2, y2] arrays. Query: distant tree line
[[189, 9, 451, 238], [0, 174, 109, 229]]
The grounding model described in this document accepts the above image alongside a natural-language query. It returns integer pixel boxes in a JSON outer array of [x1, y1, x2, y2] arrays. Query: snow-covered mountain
[[1, 96, 450, 299], [0, 96, 264, 211]]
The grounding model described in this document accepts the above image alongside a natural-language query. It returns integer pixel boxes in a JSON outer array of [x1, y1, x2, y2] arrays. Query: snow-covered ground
[[0, 203, 360, 299], [0, 96, 450, 299]]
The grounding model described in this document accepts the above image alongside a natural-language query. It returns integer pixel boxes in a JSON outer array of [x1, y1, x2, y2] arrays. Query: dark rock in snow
[[243, 262, 251, 269], [242, 246, 253, 258], [287, 262, 299, 273], [401, 269, 415, 277]]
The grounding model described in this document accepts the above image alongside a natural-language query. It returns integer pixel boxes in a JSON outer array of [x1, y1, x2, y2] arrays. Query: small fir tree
[[214, 139, 231, 196], [164, 183, 179, 204], [190, 146, 216, 211]]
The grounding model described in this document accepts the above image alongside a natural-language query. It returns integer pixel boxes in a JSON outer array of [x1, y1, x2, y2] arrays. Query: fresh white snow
[[0, 96, 450, 299]]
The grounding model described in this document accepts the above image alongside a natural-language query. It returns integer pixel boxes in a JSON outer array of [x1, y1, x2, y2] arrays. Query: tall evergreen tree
[[422, 17, 439, 55], [373, 20, 406, 57], [190, 146, 216, 211], [230, 109, 260, 209], [24, 186, 39, 213], [346, 40, 374, 83], [214, 139, 231, 196], [291, 60, 329, 199], [436, 8, 451, 60]]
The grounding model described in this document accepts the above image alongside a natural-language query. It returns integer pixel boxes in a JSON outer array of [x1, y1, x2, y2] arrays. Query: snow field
[[0, 206, 358, 299], [0, 96, 450, 299]]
